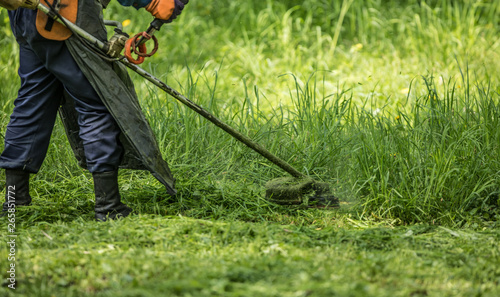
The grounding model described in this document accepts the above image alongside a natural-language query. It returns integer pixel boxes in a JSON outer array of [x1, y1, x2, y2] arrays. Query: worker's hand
[[145, 0, 187, 23]]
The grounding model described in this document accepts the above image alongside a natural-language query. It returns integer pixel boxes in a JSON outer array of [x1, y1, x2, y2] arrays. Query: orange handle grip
[[124, 35, 147, 65]]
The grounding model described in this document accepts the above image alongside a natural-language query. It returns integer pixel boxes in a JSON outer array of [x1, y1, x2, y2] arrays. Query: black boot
[[2, 169, 32, 214], [93, 171, 132, 222]]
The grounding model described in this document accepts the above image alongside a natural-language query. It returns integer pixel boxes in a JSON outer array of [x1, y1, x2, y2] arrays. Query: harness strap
[[43, 0, 59, 31]]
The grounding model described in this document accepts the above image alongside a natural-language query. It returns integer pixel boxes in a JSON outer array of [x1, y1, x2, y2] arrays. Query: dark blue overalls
[[0, 8, 123, 173]]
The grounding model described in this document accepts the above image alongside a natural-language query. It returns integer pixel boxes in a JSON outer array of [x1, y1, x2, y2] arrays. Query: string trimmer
[[4, 0, 339, 208]]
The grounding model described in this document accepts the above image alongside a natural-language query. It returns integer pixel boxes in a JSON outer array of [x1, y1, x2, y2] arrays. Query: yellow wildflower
[[350, 43, 363, 53]]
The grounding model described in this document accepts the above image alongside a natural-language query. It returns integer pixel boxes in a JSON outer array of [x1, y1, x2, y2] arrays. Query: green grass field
[[1, 0, 500, 296]]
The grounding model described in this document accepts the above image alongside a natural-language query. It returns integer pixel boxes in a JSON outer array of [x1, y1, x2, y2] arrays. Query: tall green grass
[[0, 1, 499, 225], [138, 61, 500, 224], [104, 0, 500, 109], [352, 70, 500, 223]]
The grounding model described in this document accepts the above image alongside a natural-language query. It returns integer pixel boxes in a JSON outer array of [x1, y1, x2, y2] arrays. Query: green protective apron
[[58, 0, 176, 195]]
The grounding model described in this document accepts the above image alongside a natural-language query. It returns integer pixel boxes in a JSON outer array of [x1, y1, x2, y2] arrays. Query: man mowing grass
[[0, 0, 187, 221]]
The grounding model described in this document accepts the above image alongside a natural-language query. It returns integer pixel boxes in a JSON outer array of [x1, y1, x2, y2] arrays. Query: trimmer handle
[[137, 0, 189, 46], [150, 0, 190, 28], [149, 18, 165, 32]]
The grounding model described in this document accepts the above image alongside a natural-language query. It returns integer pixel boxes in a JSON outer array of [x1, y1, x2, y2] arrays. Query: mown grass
[[3, 215, 500, 297], [1, 0, 500, 296]]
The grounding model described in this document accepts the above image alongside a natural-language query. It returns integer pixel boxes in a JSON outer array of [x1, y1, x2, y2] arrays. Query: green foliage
[[0, 0, 498, 224], [0, 9, 19, 114], [352, 71, 500, 223]]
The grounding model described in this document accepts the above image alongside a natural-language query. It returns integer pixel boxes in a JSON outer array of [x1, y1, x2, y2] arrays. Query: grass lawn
[[2, 210, 500, 296]]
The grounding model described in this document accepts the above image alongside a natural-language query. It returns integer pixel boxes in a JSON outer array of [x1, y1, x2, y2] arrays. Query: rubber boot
[[93, 171, 132, 222], [2, 169, 32, 215]]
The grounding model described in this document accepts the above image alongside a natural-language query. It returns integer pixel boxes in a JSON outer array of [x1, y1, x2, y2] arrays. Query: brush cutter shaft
[[36, 3, 306, 179]]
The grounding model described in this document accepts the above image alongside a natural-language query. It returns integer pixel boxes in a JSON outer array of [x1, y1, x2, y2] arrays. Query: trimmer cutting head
[[265, 177, 339, 208]]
